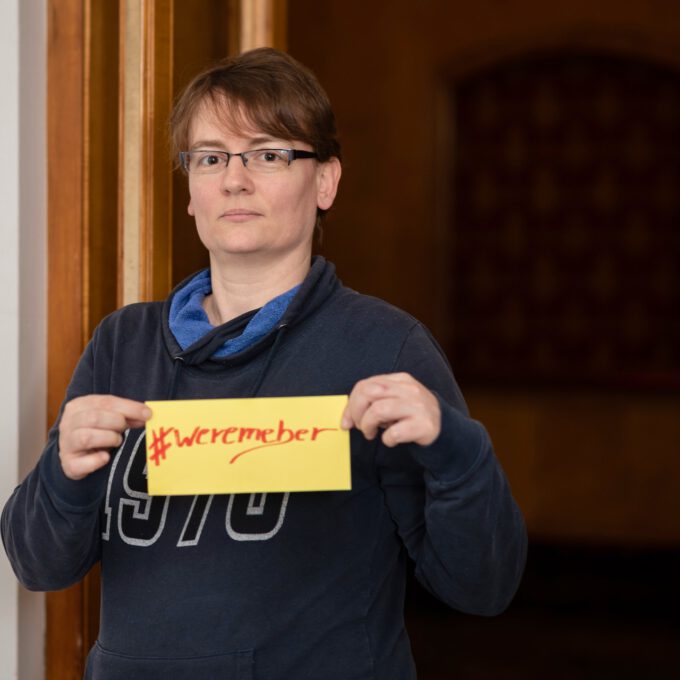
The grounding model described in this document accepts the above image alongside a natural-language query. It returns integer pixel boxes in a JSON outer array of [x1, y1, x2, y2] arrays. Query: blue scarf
[[169, 269, 299, 358]]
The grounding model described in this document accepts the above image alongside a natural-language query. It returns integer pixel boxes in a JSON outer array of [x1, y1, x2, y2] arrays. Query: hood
[[160, 255, 340, 371]]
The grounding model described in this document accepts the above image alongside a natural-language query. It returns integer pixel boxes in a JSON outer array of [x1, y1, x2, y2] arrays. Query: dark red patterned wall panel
[[450, 53, 680, 387]]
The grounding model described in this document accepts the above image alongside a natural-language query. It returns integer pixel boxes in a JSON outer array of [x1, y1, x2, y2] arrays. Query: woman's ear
[[187, 197, 195, 217], [316, 158, 342, 211]]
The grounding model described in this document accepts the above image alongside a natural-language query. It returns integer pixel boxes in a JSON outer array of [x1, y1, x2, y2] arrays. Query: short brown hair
[[170, 47, 341, 164]]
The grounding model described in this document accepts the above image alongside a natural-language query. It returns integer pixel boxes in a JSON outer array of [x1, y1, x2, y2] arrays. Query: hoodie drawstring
[[167, 356, 185, 399], [250, 323, 287, 397], [167, 324, 287, 400]]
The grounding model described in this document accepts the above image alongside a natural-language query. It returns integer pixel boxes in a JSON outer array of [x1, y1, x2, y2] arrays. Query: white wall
[[0, 0, 47, 678]]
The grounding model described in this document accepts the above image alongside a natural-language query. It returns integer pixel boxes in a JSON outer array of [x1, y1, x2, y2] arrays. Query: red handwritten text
[[148, 419, 338, 466]]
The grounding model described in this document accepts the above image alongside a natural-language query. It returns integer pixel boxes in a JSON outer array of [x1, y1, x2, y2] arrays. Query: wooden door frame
[[46, 1, 286, 676], [46, 0, 119, 675]]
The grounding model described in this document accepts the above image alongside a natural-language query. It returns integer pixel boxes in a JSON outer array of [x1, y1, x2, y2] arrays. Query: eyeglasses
[[179, 148, 318, 175]]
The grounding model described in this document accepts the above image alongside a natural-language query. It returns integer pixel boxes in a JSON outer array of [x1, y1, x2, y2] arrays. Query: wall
[[288, 0, 680, 545], [0, 0, 47, 678]]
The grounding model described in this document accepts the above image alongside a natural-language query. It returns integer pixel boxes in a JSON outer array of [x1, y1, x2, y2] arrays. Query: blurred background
[[282, 2, 680, 677], [283, 2, 680, 676]]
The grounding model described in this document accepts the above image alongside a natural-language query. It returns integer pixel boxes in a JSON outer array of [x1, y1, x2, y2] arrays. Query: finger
[[62, 451, 111, 481], [355, 379, 441, 446], [66, 407, 131, 435], [353, 372, 418, 389], [125, 418, 150, 429], [357, 397, 411, 441], [340, 393, 355, 429], [70, 409, 149, 433], [342, 375, 420, 430], [71, 427, 124, 453], [383, 400, 441, 447], [342, 373, 432, 432], [381, 417, 432, 448], [340, 403, 353, 430], [108, 396, 152, 425], [343, 380, 388, 432], [66, 395, 152, 424], [381, 420, 407, 448]]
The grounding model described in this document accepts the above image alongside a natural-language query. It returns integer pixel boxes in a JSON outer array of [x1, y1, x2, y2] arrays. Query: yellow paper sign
[[144, 395, 350, 496]]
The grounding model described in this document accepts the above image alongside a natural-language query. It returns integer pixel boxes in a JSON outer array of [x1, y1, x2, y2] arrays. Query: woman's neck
[[202, 251, 311, 326]]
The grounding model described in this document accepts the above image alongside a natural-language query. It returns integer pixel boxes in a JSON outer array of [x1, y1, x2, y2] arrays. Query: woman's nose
[[219, 155, 254, 193]]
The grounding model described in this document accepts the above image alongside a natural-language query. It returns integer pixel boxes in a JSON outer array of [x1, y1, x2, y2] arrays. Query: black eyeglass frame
[[178, 148, 318, 173]]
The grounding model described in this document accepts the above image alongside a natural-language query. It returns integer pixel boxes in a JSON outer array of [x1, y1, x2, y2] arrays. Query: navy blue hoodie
[[2, 257, 527, 679]]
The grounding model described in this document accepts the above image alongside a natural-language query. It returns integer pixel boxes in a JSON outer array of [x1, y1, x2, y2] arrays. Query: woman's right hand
[[58, 395, 151, 480]]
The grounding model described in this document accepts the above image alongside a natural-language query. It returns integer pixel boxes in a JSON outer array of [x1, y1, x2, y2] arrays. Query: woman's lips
[[219, 209, 262, 222]]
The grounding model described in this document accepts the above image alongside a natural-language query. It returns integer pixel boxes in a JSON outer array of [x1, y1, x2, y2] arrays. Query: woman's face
[[186, 102, 341, 267]]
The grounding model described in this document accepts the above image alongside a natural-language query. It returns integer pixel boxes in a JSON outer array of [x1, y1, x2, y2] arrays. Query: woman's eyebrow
[[190, 139, 227, 150], [246, 135, 283, 147], [189, 136, 286, 151]]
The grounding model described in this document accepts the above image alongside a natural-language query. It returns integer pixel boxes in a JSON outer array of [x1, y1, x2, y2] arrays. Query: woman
[[2, 48, 526, 679]]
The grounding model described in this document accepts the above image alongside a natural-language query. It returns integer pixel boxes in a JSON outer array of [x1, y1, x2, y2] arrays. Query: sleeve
[[1, 332, 111, 592], [376, 323, 528, 616]]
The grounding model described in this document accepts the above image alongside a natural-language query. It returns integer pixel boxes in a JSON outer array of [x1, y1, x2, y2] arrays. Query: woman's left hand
[[341, 372, 441, 447]]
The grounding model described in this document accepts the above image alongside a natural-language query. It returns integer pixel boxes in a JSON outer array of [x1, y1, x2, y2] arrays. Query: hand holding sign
[[341, 372, 441, 448], [59, 395, 151, 480]]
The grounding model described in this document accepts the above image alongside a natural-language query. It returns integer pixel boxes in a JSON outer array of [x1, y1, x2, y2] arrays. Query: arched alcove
[[447, 51, 680, 388]]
